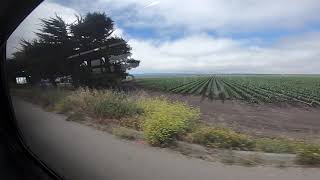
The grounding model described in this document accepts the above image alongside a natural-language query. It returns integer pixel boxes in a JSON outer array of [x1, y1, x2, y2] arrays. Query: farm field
[[135, 75, 320, 140], [137, 75, 320, 106], [136, 75, 320, 140]]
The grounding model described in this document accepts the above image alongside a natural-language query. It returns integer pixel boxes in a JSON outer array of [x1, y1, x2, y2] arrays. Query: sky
[[6, 0, 320, 74]]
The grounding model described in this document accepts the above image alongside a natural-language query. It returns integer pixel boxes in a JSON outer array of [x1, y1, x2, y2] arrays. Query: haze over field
[[7, 0, 320, 74]]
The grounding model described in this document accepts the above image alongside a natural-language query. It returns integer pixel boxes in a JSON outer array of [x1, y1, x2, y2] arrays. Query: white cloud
[[6, 1, 78, 57], [6, 0, 320, 74], [128, 32, 320, 74], [144, 1, 160, 8], [94, 0, 320, 32], [76, 0, 320, 73]]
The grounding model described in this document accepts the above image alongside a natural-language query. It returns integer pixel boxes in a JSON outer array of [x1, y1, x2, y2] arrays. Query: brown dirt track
[[144, 90, 320, 142]]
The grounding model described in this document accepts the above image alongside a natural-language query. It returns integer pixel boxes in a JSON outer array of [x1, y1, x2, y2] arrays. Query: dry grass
[[11, 86, 320, 166]]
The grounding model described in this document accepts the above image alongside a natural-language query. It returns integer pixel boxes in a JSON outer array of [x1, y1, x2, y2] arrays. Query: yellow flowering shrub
[[139, 97, 200, 145]]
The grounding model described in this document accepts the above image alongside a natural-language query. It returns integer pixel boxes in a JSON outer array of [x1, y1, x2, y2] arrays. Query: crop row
[[137, 75, 320, 106]]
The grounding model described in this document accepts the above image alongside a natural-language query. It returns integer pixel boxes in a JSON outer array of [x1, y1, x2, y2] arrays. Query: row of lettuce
[[137, 76, 320, 106], [12, 87, 320, 165]]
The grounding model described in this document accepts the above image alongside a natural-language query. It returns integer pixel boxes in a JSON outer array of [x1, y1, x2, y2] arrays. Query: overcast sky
[[7, 0, 320, 74]]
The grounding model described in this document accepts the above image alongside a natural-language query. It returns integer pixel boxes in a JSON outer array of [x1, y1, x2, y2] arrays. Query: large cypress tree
[[69, 12, 139, 87], [11, 15, 72, 86], [35, 15, 72, 86], [10, 12, 140, 87]]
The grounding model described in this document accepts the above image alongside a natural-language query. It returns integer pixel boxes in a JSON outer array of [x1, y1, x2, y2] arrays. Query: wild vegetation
[[184, 126, 255, 150], [12, 87, 320, 165], [138, 97, 199, 145], [137, 75, 320, 106]]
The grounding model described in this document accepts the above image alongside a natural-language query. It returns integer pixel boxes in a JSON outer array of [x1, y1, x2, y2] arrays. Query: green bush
[[54, 88, 142, 119], [92, 96, 142, 119], [54, 98, 74, 113], [139, 98, 199, 146], [254, 138, 301, 154], [187, 127, 255, 150], [297, 144, 320, 165]]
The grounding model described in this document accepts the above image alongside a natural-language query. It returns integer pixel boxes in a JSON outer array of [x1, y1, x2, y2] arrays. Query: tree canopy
[[8, 12, 140, 87]]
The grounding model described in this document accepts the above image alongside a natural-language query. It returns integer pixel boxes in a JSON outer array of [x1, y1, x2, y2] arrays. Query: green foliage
[[54, 97, 74, 113], [186, 127, 255, 150], [91, 95, 142, 119], [138, 75, 320, 105], [13, 87, 320, 167], [10, 15, 71, 84], [68, 12, 139, 87], [10, 12, 140, 88], [139, 97, 200, 146], [297, 144, 320, 165], [55, 88, 143, 119], [254, 138, 301, 154], [136, 76, 207, 91]]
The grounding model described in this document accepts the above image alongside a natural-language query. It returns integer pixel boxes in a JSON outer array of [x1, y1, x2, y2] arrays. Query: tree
[[11, 39, 45, 84], [10, 15, 72, 86], [70, 12, 114, 51], [69, 12, 139, 87], [9, 12, 140, 88], [35, 15, 73, 86]]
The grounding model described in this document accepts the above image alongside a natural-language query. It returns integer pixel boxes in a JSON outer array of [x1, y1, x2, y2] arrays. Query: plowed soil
[[144, 90, 320, 142]]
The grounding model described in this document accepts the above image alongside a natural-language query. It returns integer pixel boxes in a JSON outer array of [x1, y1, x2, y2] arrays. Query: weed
[[254, 138, 301, 154], [187, 126, 255, 150], [66, 112, 86, 122], [112, 127, 143, 140], [139, 97, 200, 146], [296, 144, 320, 165]]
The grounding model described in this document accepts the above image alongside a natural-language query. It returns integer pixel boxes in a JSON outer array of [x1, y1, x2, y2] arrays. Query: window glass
[[6, 1, 320, 179]]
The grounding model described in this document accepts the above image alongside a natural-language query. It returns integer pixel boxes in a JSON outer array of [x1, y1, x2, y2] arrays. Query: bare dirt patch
[[142, 90, 320, 142]]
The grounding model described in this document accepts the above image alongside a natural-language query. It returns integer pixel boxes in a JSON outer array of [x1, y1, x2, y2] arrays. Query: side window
[[6, 1, 320, 179]]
